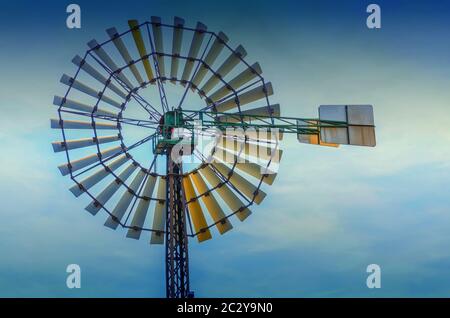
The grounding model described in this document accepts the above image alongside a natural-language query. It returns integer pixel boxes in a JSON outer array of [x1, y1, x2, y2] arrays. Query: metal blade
[[50, 119, 118, 130], [106, 27, 144, 86], [69, 154, 129, 197], [218, 136, 283, 163], [151, 16, 166, 79], [211, 162, 266, 205], [58, 145, 123, 176], [170, 17, 185, 82], [190, 172, 233, 235], [128, 20, 155, 82], [72, 55, 127, 99], [191, 32, 229, 89], [60, 74, 122, 109], [207, 62, 262, 104], [213, 82, 273, 113], [212, 149, 276, 185], [199, 165, 251, 221], [126, 174, 157, 240], [181, 22, 208, 83], [182, 175, 212, 242], [87, 39, 134, 89], [199, 45, 247, 95], [52, 134, 120, 152], [53, 96, 118, 117], [85, 163, 137, 215], [104, 169, 146, 229], [150, 177, 167, 244]]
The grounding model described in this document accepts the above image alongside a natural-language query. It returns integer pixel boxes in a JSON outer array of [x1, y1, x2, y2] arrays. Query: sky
[[0, 0, 449, 297]]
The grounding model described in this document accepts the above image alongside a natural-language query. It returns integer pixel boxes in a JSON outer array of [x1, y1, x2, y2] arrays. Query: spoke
[[177, 33, 214, 110], [72, 131, 157, 179], [59, 109, 158, 129], [87, 51, 162, 121]]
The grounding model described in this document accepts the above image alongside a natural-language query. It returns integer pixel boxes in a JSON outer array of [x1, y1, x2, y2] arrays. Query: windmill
[[51, 16, 376, 298]]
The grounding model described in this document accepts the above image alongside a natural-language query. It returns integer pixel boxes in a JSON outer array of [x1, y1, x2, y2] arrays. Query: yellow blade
[[213, 82, 273, 113], [207, 62, 262, 104], [151, 177, 166, 244], [191, 32, 229, 89], [181, 22, 208, 83], [190, 172, 233, 235], [128, 20, 155, 82], [211, 162, 266, 205], [182, 175, 212, 242], [217, 104, 280, 123], [199, 165, 251, 221], [126, 174, 157, 240], [151, 16, 166, 78], [170, 17, 185, 81], [200, 45, 247, 95]]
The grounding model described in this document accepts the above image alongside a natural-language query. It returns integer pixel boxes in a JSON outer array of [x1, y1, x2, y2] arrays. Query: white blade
[[104, 169, 146, 229], [60, 74, 122, 109], [72, 55, 127, 99], [69, 154, 129, 197], [52, 134, 120, 152], [207, 62, 262, 104], [85, 163, 137, 215], [53, 96, 118, 117], [217, 104, 280, 123], [182, 175, 212, 242], [211, 162, 266, 205], [50, 119, 118, 130], [199, 45, 247, 95], [150, 177, 167, 244], [181, 22, 208, 83], [213, 82, 273, 113], [170, 17, 185, 82], [128, 20, 155, 82], [87, 39, 134, 89], [191, 32, 229, 89], [106, 27, 144, 86], [218, 136, 283, 163], [199, 165, 251, 221], [126, 175, 157, 239], [212, 148, 277, 185], [58, 145, 123, 176], [151, 16, 166, 79], [190, 172, 233, 234]]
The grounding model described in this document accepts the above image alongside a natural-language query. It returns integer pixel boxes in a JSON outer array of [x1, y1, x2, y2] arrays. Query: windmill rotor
[[51, 16, 376, 298]]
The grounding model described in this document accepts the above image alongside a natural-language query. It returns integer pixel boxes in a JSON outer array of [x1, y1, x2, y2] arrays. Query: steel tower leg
[[165, 152, 191, 298]]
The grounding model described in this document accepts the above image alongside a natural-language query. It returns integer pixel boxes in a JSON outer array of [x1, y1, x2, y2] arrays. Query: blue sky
[[0, 0, 449, 297]]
